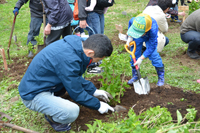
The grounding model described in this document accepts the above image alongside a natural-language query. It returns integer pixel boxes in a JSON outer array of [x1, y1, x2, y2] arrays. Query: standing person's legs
[[46, 29, 63, 46], [27, 17, 43, 57], [99, 13, 105, 34], [22, 92, 79, 124], [27, 17, 43, 45], [86, 12, 104, 73], [86, 12, 101, 35], [180, 31, 200, 59], [62, 24, 72, 38], [148, 47, 165, 86]]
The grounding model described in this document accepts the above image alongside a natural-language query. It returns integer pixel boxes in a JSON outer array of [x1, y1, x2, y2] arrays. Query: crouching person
[[126, 13, 165, 86], [18, 34, 114, 132]]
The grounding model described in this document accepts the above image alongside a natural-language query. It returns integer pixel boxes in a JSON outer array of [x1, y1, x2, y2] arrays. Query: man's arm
[[14, 0, 29, 9], [57, 59, 100, 110], [78, 0, 88, 28]]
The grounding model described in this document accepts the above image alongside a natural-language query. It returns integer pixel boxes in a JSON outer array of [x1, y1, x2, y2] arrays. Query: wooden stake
[[178, 6, 189, 22], [115, 24, 123, 33], [0, 48, 8, 70]]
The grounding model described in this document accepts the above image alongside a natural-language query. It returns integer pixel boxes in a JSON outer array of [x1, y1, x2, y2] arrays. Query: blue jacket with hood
[[18, 35, 100, 110]]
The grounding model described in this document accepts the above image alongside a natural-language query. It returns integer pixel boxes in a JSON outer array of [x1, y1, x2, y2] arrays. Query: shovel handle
[[124, 41, 139, 70], [7, 12, 17, 59]]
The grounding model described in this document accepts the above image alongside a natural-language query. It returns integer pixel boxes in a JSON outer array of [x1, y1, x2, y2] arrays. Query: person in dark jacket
[[13, 0, 47, 58], [42, 0, 73, 46], [18, 34, 114, 132]]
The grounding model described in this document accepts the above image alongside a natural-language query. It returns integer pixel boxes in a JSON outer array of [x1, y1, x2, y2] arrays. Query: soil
[[1, 20, 200, 132]]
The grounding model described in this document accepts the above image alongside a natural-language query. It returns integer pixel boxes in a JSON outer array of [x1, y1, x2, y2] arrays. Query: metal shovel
[[124, 41, 150, 95]]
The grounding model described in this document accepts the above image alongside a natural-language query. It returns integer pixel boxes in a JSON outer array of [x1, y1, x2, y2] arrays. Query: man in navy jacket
[[18, 34, 114, 132]]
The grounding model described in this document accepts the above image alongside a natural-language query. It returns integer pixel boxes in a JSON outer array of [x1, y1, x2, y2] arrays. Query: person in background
[[78, 0, 108, 73], [68, 0, 85, 36], [126, 13, 165, 86], [180, 9, 200, 59], [85, 0, 108, 14], [142, 0, 176, 52], [13, 0, 47, 58], [18, 34, 114, 132], [42, 0, 73, 46], [146, 0, 185, 23]]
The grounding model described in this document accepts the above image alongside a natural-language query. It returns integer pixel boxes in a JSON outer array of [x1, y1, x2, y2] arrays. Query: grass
[[0, 0, 200, 132]]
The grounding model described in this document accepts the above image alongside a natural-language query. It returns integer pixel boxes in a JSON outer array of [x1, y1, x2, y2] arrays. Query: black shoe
[[44, 115, 71, 132], [187, 51, 200, 59], [28, 51, 34, 58], [87, 66, 103, 74]]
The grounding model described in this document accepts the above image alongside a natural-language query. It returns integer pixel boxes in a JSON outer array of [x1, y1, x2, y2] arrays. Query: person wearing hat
[[126, 13, 165, 86]]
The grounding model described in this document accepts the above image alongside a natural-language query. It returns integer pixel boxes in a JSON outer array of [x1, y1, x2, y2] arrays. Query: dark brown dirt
[[0, 0, 7, 4], [1, 20, 200, 132]]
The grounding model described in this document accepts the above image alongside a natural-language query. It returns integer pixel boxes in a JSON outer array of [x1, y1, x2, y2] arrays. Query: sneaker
[[75, 32, 80, 36], [87, 66, 103, 74], [170, 18, 182, 23], [187, 51, 200, 59], [28, 51, 34, 58], [44, 115, 71, 132]]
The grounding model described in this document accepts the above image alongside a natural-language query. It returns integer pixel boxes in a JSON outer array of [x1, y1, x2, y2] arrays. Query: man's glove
[[134, 57, 143, 68], [13, 7, 19, 15], [93, 89, 113, 103], [98, 101, 114, 114], [126, 36, 133, 47]]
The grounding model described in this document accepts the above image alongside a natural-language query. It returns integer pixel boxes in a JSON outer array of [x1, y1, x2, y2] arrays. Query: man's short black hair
[[158, 0, 176, 11], [83, 34, 113, 58]]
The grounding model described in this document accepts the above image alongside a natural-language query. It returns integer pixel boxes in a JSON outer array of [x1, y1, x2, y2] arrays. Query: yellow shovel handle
[[124, 41, 136, 59]]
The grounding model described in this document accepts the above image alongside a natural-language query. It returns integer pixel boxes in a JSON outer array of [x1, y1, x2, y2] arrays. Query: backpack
[[73, 0, 114, 21], [96, 0, 115, 7], [73, 0, 79, 20]]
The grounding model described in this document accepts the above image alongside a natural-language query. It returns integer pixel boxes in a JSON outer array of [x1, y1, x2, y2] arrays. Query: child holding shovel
[[126, 13, 165, 86]]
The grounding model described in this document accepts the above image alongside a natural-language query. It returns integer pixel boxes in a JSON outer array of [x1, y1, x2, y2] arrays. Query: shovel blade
[[133, 77, 150, 95]]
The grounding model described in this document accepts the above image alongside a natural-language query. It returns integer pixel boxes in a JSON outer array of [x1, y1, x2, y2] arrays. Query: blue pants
[[86, 12, 104, 36], [27, 17, 47, 45], [22, 92, 79, 124], [181, 31, 200, 53], [130, 37, 164, 68]]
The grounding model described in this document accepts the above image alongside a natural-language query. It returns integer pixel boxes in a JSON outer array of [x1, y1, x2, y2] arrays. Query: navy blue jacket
[[18, 35, 100, 110], [15, 0, 43, 18], [42, 0, 73, 27]]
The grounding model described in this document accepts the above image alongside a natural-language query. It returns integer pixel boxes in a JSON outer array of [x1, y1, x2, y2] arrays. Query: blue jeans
[[22, 92, 79, 124], [181, 31, 200, 53], [27, 17, 47, 45], [86, 12, 104, 36], [130, 38, 163, 68]]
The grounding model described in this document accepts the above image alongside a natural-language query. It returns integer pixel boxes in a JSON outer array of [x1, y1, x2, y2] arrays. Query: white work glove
[[93, 89, 113, 103], [98, 101, 115, 114], [126, 36, 133, 47], [134, 57, 143, 68]]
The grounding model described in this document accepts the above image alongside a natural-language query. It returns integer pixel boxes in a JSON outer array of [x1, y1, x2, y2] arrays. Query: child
[[126, 13, 165, 86], [85, 0, 108, 14]]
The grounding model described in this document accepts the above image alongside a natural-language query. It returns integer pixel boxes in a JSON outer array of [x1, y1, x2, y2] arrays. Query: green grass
[[1, 0, 200, 132]]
